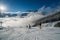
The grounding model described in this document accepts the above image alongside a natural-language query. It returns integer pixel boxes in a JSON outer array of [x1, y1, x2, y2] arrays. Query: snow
[[0, 10, 60, 40], [0, 17, 60, 40], [0, 27, 60, 40]]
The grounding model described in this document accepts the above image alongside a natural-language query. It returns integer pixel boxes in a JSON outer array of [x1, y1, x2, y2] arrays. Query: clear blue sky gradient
[[0, 0, 60, 12]]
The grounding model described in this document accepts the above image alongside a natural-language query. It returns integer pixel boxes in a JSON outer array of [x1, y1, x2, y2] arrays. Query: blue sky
[[0, 0, 60, 12]]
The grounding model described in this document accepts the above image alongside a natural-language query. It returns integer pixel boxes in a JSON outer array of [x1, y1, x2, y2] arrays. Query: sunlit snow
[[0, 6, 60, 40]]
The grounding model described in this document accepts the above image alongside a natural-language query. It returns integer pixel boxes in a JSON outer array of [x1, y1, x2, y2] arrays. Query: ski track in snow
[[0, 27, 60, 40]]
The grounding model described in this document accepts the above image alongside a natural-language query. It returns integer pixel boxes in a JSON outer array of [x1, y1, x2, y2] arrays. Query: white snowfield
[[0, 17, 60, 40], [0, 12, 60, 40], [0, 27, 60, 40]]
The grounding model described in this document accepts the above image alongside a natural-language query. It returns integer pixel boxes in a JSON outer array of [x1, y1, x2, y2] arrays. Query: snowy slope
[[0, 27, 60, 40]]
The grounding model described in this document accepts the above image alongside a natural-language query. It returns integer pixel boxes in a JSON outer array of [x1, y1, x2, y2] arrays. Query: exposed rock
[[54, 22, 60, 27]]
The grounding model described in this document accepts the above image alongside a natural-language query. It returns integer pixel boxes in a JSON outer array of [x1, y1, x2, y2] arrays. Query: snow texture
[[0, 27, 60, 40]]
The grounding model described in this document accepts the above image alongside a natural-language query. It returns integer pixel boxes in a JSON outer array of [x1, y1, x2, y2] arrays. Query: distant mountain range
[[0, 11, 59, 18], [0, 13, 17, 17], [0, 12, 29, 17]]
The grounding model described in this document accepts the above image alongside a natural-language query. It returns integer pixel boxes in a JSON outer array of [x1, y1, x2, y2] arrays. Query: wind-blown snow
[[0, 6, 60, 40], [2, 12, 44, 28]]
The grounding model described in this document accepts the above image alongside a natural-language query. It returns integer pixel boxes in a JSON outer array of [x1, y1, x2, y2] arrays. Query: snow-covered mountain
[[0, 6, 60, 40]]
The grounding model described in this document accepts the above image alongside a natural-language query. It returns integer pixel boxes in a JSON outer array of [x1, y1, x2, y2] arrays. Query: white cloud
[[2, 5, 60, 28], [2, 12, 44, 28]]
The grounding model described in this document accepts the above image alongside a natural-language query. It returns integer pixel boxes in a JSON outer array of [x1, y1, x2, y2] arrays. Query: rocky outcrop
[[54, 22, 60, 27]]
